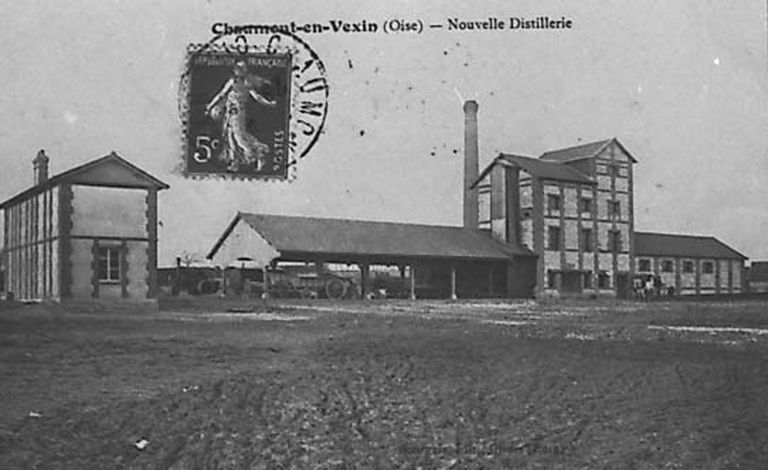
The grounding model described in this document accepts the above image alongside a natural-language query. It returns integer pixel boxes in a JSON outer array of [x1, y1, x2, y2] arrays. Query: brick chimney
[[33, 149, 49, 185], [463, 100, 479, 229]]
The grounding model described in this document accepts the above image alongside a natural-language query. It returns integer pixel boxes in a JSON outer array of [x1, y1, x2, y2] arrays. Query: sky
[[0, 0, 766, 266]]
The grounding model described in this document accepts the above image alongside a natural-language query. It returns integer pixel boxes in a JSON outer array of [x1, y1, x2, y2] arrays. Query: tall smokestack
[[463, 100, 479, 229], [33, 149, 49, 185]]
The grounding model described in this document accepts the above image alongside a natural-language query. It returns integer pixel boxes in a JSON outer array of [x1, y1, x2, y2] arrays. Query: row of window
[[547, 227, 622, 252], [546, 270, 612, 289], [637, 258, 716, 274], [546, 194, 622, 218]]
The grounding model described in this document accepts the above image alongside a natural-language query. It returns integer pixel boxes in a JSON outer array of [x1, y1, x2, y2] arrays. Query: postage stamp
[[180, 30, 329, 180]]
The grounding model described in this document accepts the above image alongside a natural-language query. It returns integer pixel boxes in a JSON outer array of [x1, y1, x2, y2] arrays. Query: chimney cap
[[463, 100, 479, 113]]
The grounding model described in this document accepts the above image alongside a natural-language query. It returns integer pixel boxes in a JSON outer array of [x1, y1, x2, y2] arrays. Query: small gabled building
[[0, 150, 169, 302], [635, 232, 747, 295]]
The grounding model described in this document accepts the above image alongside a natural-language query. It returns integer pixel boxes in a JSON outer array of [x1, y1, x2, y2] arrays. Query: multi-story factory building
[[475, 138, 636, 297]]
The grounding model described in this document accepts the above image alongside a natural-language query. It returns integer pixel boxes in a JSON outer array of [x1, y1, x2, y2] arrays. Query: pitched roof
[[0, 152, 169, 209], [539, 138, 637, 163], [207, 212, 536, 262], [635, 231, 747, 260], [749, 262, 768, 282], [473, 154, 594, 187]]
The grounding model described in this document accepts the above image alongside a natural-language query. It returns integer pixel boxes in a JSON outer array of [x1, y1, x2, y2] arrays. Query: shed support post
[[450, 265, 457, 300], [410, 264, 416, 300], [488, 264, 495, 297], [360, 262, 370, 300]]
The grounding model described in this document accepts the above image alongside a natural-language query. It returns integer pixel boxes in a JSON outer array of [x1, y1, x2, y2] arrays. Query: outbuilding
[[0, 150, 169, 302]]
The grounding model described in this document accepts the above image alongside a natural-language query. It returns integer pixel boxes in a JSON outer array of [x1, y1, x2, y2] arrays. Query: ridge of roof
[[0, 152, 169, 209], [208, 212, 537, 261], [635, 231, 747, 260], [539, 138, 638, 163]]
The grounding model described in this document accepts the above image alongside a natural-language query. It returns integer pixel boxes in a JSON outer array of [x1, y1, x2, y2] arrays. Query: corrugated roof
[[499, 154, 594, 184], [0, 152, 169, 209], [208, 213, 536, 262], [749, 262, 768, 282], [635, 232, 747, 260]]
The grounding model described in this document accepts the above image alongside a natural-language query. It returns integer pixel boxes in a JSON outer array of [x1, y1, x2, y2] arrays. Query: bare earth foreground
[[1, 298, 768, 469]]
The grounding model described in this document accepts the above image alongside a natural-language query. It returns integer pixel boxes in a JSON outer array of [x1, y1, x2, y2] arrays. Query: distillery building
[[0, 150, 168, 302]]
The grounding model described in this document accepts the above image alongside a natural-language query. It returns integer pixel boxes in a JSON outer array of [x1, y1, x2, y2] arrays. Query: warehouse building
[[747, 262, 768, 293], [634, 232, 747, 295], [0, 150, 168, 302]]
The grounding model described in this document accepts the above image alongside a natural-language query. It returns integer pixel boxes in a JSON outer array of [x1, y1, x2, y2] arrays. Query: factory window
[[581, 228, 593, 252], [608, 200, 621, 218], [579, 197, 593, 214], [702, 261, 714, 274], [638, 259, 651, 272], [547, 226, 561, 251], [547, 194, 562, 212], [547, 270, 558, 289], [661, 260, 674, 273], [98, 246, 121, 283], [609, 230, 622, 252], [598, 271, 610, 289], [683, 261, 694, 273]]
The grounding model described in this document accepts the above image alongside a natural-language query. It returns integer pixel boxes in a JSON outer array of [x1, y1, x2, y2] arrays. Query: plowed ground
[[1, 298, 768, 469]]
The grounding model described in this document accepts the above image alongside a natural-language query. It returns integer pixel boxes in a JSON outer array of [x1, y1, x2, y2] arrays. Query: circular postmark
[[179, 28, 329, 181]]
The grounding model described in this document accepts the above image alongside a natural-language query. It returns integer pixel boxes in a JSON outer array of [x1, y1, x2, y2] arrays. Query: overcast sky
[[0, 0, 766, 265]]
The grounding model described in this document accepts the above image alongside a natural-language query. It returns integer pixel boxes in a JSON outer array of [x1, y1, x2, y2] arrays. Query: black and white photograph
[[1, 1, 767, 468]]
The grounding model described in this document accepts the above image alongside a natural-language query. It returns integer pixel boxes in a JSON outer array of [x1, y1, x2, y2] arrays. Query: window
[[598, 271, 610, 289], [547, 270, 558, 289], [683, 261, 694, 273], [609, 230, 622, 252], [579, 197, 593, 214], [583, 271, 593, 289], [608, 200, 621, 218], [581, 228, 593, 252], [547, 194, 562, 212], [661, 260, 674, 273], [638, 259, 651, 272], [548, 226, 561, 251], [702, 261, 714, 274], [98, 246, 121, 283]]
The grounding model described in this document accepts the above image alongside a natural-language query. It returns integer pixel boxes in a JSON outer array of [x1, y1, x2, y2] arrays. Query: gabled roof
[[635, 231, 747, 260], [207, 212, 536, 262], [473, 153, 594, 187], [539, 138, 637, 163], [749, 262, 768, 282], [0, 152, 169, 209]]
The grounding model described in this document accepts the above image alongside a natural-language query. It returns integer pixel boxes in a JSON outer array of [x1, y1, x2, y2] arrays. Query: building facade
[[747, 262, 768, 293], [0, 151, 169, 302], [634, 232, 747, 295], [476, 138, 636, 297]]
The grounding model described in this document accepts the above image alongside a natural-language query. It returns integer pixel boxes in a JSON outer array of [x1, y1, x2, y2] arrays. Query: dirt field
[[1, 298, 768, 469]]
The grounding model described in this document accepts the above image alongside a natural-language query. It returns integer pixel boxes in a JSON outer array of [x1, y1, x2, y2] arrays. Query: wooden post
[[410, 264, 416, 300], [488, 264, 494, 297], [360, 262, 370, 300], [450, 265, 457, 300]]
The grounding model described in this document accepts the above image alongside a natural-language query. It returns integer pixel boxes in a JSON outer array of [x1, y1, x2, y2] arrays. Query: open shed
[[206, 212, 537, 299]]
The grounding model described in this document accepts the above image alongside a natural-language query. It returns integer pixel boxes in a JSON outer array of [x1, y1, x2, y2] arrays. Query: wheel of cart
[[324, 278, 348, 300]]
